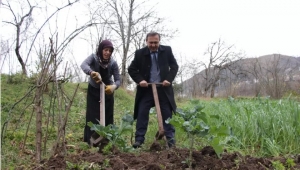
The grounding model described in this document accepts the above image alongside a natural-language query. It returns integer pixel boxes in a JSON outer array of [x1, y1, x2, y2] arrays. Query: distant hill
[[180, 54, 300, 98]]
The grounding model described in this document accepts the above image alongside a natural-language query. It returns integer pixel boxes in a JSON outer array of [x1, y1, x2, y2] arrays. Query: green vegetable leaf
[[211, 137, 223, 158]]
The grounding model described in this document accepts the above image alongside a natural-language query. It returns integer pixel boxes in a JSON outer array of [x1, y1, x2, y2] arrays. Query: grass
[[203, 97, 300, 157], [1, 73, 300, 169]]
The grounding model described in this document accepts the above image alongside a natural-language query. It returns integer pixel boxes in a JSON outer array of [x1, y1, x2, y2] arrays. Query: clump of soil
[[31, 146, 300, 170], [150, 141, 163, 151]]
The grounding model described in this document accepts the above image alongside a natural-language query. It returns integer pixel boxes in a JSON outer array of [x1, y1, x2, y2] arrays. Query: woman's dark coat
[[128, 45, 179, 119]]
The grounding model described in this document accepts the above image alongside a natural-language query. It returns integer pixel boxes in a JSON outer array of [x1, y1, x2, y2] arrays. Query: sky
[[1, 0, 300, 75], [151, 0, 300, 59]]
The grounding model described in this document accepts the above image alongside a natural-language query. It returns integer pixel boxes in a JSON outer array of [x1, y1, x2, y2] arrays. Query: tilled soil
[[33, 145, 300, 170]]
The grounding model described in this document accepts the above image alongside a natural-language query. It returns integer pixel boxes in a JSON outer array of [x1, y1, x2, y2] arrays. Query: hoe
[[89, 81, 107, 148], [149, 83, 169, 149]]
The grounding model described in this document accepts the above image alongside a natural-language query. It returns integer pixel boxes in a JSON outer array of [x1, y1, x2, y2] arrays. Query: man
[[128, 32, 179, 148]]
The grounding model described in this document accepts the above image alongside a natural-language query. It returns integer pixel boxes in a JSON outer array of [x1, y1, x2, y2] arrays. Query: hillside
[[181, 54, 300, 98], [1, 74, 300, 169]]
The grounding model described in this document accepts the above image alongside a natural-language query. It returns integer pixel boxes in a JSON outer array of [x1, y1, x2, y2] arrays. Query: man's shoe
[[168, 142, 175, 148], [132, 141, 143, 148], [167, 138, 175, 148]]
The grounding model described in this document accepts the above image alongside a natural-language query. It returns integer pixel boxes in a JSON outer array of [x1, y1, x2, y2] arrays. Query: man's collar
[[149, 49, 158, 53], [143, 46, 164, 56]]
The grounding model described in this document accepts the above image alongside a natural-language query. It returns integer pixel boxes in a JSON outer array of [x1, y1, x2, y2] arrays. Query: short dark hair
[[146, 32, 160, 41]]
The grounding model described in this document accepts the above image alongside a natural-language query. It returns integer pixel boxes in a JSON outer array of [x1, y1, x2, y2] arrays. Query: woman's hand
[[105, 85, 117, 95], [90, 71, 102, 84]]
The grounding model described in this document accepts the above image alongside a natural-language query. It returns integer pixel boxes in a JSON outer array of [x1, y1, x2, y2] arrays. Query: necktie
[[150, 51, 160, 83], [151, 52, 158, 70]]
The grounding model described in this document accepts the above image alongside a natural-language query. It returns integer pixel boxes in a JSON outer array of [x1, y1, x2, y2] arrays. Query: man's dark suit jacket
[[128, 45, 179, 119]]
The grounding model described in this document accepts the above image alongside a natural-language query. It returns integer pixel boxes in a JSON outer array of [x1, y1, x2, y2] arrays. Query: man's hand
[[90, 71, 102, 84], [105, 85, 117, 95], [139, 80, 148, 87], [162, 80, 171, 86]]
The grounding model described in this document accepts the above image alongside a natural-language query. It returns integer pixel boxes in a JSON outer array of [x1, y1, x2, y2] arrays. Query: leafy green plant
[[181, 158, 192, 169], [66, 160, 102, 169], [88, 113, 135, 152], [286, 158, 296, 169], [102, 159, 110, 169], [272, 160, 285, 170], [78, 142, 90, 151], [66, 161, 80, 169], [166, 100, 230, 168], [102, 142, 113, 155]]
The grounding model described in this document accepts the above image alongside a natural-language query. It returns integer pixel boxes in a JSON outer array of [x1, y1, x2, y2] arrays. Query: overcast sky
[[1, 0, 300, 75], [151, 0, 300, 59]]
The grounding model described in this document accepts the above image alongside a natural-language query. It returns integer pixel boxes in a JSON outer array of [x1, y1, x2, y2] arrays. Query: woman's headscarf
[[96, 40, 114, 69]]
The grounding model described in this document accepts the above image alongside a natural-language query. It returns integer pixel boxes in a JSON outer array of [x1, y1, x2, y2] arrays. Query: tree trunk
[[210, 84, 215, 98], [120, 0, 134, 88], [120, 55, 127, 88], [15, 26, 27, 76], [35, 85, 43, 162], [15, 49, 27, 75]]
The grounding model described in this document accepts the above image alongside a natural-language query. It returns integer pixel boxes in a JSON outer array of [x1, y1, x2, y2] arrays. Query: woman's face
[[102, 47, 113, 59]]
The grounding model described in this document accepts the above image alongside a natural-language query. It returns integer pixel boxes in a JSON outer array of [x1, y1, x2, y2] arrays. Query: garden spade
[[89, 81, 107, 147], [149, 83, 169, 149]]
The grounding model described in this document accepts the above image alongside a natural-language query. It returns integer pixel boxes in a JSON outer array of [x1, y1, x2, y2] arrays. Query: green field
[[1, 74, 300, 169]]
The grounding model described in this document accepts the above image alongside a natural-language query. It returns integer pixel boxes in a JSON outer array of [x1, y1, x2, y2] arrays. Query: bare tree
[[200, 39, 244, 98], [257, 54, 294, 99], [2, 0, 35, 75], [185, 59, 203, 97], [1, 1, 97, 162], [93, 0, 177, 88], [241, 54, 299, 98], [244, 58, 264, 96], [32, 36, 82, 162], [0, 39, 11, 73], [173, 54, 191, 98], [2, 0, 80, 76]]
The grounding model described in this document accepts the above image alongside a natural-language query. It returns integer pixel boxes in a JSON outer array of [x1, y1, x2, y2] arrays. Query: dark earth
[[30, 144, 300, 170]]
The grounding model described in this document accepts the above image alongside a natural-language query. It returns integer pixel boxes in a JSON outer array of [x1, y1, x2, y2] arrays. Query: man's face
[[146, 35, 160, 52]]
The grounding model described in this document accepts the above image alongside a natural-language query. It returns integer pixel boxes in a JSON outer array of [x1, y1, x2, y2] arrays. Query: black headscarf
[[96, 40, 114, 68]]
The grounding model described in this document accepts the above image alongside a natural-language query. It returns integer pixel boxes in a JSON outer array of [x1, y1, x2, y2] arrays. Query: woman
[[80, 39, 120, 144]]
